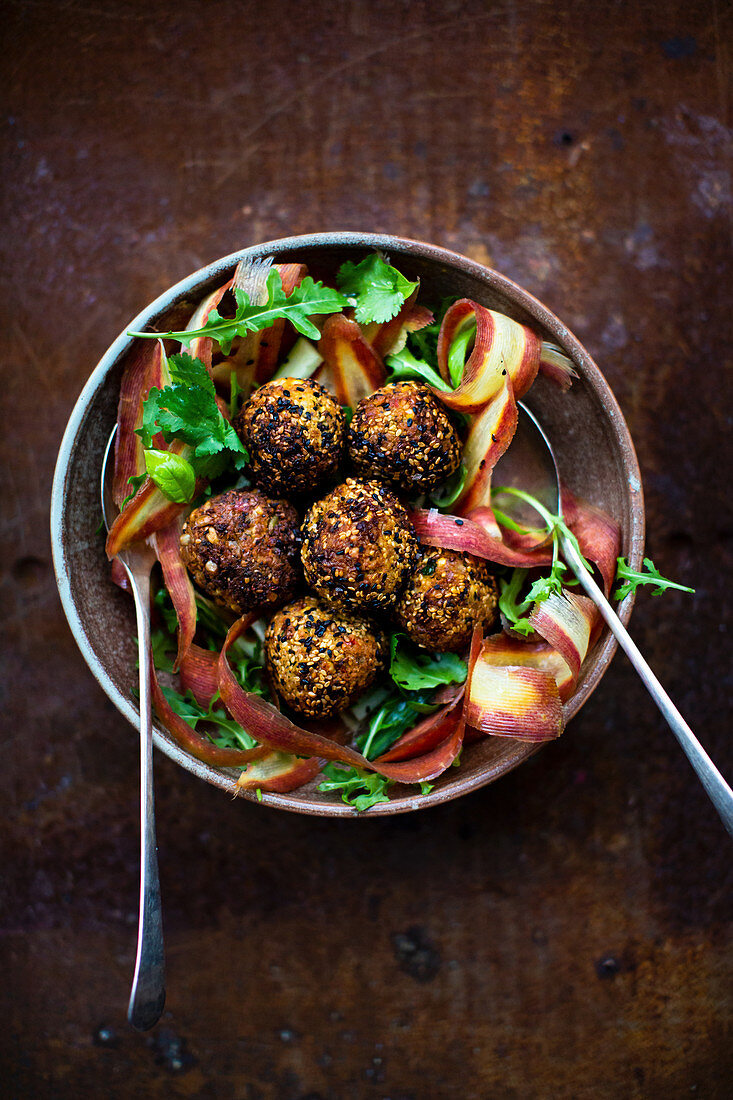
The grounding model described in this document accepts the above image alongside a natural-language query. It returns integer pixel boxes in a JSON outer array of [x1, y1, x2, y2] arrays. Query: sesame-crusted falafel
[[234, 377, 345, 498], [301, 478, 420, 615], [347, 381, 462, 493], [265, 596, 386, 717], [395, 547, 499, 652], [180, 489, 301, 614]]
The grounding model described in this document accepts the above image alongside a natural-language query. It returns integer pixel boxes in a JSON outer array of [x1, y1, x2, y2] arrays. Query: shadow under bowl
[[51, 232, 645, 816]]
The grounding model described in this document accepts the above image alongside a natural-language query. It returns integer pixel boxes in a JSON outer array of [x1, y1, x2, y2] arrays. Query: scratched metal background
[[1, 1, 731, 1098]]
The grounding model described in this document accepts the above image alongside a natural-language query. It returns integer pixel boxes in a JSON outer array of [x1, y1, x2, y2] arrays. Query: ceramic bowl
[[51, 232, 645, 816]]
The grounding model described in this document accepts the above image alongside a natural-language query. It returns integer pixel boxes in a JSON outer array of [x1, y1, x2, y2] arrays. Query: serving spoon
[[494, 405, 733, 837], [101, 428, 166, 1029]]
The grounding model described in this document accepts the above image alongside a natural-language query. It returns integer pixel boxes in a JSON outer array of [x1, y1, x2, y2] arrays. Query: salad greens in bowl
[[51, 232, 646, 816]]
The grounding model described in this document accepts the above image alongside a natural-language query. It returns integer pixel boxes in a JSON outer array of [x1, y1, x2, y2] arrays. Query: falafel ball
[[347, 381, 462, 493], [180, 488, 301, 614], [301, 478, 420, 615], [395, 547, 499, 652], [265, 596, 386, 717], [234, 377, 345, 498]]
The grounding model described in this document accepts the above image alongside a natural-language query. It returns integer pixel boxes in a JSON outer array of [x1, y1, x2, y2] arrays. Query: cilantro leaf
[[137, 352, 249, 495], [318, 764, 392, 812], [130, 269, 348, 353], [336, 253, 418, 324], [613, 556, 695, 601], [389, 633, 467, 692]]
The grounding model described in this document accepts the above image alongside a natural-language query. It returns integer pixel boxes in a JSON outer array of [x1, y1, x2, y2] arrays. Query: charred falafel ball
[[180, 489, 301, 614], [301, 477, 420, 615], [265, 596, 387, 717], [234, 377, 345, 498], [395, 547, 499, 652], [347, 381, 462, 494]]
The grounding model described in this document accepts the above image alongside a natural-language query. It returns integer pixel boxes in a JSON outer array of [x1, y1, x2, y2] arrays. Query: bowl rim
[[51, 231, 645, 817]]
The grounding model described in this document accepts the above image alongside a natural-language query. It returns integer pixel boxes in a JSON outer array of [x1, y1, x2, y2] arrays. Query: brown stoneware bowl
[[51, 232, 645, 816]]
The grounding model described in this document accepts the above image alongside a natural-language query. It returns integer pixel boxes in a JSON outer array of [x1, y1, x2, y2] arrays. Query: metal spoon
[[494, 404, 733, 837], [101, 427, 166, 1029]]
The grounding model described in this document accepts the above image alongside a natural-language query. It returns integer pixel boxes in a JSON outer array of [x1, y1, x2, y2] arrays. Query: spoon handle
[[560, 535, 733, 837], [127, 563, 166, 1030]]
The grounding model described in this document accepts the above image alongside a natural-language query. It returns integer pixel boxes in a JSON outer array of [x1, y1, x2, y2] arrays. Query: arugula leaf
[[613, 556, 695, 601], [389, 633, 468, 692], [498, 568, 536, 636], [150, 628, 176, 673], [356, 689, 439, 761], [428, 462, 467, 511], [447, 319, 476, 387], [160, 685, 257, 751], [419, 781, 434, 795], [491, 486, 588, 633], [385, 346, 452, 392], [336, 253, 418, 324], [120, 472, 146, 511], [130, 270, 348, 353], [137, 352, 249, 491], [317, 764, 392, 811], [406, 296, 454, 368]]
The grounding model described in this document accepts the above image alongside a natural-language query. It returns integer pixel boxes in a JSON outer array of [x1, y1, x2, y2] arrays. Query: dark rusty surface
[[1, 1, 731, 1097]]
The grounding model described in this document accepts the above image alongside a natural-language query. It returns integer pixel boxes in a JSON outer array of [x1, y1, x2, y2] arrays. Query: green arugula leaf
[[130, 270, 348, 353], [428, 462, 467, 510], [613, 556, 695, 601], [317, 764, 392, 812], [491, 486, 589, 634], [120, 472, 146, 511], [144, 448, 196, 503], [498, 568, 536, 636], [385, 346, 452, 392], [389, 633, 468, 692], [447, 318, 476, 387], [160, 685, 258, 751], [336, 253, 418, 324], [356, 689, 439, 761], [419, 781, 434, 795], [406, 295, 454, 368]]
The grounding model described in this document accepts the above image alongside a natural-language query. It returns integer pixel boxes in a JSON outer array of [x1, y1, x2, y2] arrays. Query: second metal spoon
[[495, 404, 733, 838]]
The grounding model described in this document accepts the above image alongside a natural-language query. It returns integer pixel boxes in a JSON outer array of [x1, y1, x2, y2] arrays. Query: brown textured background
[[1, 1, 731, 1097]]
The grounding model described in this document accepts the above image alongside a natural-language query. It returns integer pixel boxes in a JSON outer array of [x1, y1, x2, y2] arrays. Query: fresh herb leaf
[[130, 270, 348, 352], [498, 568, 536, 636], [613, 556, 695, 601], [144, 448, 196, 503], [317, 763, 392, 811], [150, 628, 176, 673], [153, 586, 179, 634], [342, 404, 354, 427], [160, 685, 257, 751], [356, 689, 439, 761], [385, 346, 452, 392], [389, 633, 468, 692], [419, 781, 434, 795], [447, 318, 476, 387], [406, 296, 454, 368], [491, 486, 590, 632], [120, 472, 146, 511], [138, 352, 249, 490], [336, 253, 418, 324], [428, 462, 467, 510]]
